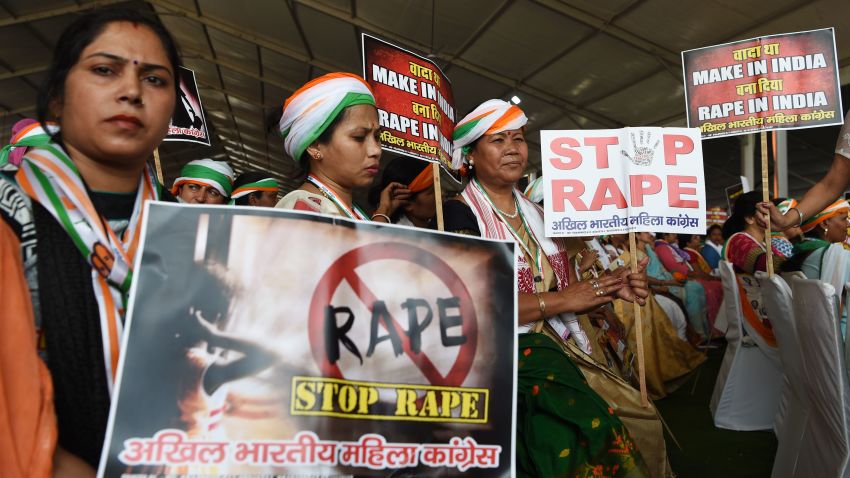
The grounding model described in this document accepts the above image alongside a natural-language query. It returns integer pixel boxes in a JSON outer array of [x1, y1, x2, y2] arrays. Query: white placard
[[541, 127, 706, 237]]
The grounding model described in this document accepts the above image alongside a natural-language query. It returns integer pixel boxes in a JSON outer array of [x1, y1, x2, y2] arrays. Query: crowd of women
[[2, 7, 850, 478]]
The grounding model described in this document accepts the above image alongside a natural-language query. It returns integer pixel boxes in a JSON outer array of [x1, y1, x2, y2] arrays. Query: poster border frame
[[680, 27, 844, 140]]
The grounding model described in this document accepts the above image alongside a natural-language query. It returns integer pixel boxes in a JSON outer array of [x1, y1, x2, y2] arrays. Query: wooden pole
[[629, 231, 648, 407], [760, 131, 773, 276], [153, 147, 164, 186], [433, 162, 444, 231]]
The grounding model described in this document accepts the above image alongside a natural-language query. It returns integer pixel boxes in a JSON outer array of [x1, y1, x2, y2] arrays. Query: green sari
[[517, 333, 650, 478]]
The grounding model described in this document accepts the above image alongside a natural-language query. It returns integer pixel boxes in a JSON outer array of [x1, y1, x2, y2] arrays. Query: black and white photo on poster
[[166, 66, 211, 146]]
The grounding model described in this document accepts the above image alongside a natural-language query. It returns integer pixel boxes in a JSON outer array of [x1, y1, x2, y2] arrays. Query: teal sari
[[644, 246, 709, 337]]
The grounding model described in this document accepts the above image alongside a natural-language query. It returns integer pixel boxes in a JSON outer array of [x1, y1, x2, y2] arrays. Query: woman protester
[[443, 99, 655, 477], [655, 233, 722, 337], [0, 8, 181, 477], [723, 191, 786, 275], [230, 171, 280, 207], [781, 199, 850, 336], [722, 191, 786, 337], [369, 156, 436, 227], [679, 234, 713, 276], [606, 235, 706, 398], [609, 235, 693, 343], [637, 232, 707, 345], [274, 72, 407, 221], [701, 224, 724, 271]]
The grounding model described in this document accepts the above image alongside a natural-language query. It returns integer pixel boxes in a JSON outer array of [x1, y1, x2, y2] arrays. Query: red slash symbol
[[309, 242, 478, 387]]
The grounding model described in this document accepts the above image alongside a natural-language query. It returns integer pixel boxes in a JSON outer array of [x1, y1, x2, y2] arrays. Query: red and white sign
[[682, 28, 843, 138], [541, 127, 706, 237], [362, 34, 455, 171]]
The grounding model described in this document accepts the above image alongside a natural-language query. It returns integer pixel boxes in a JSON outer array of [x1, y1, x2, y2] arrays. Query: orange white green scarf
[[12, 124, 160, 394]]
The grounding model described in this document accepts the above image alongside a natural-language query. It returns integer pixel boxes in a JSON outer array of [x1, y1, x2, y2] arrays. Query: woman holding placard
[[0, 8, 182, 476], [724, 191, 787, 274], [443, 99, 653, 478], [274, 72, 409, 222], [723, 192, 787, 339]]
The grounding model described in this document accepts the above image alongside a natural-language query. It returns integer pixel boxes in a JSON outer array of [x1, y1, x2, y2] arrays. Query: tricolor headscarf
[[772, 198, 797, 238], [524, 176, 544, 204], [278, 72, 375, 162], [0, 119, 56, 169], [229, 177, 279, 204], [776, 198, 798, 215], [451, 99, 528, 169], [801, 198, 850, 233], [171, 159, 235, 197]]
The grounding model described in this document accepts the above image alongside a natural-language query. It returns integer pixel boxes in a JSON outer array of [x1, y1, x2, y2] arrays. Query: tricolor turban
[[278, 72, 375, 162], [229, 177, 279, 204], [801, 198, 850, 233], [524, 176, 544, 204], [171, 159, 235, 197], [451, 99, 528, 169]]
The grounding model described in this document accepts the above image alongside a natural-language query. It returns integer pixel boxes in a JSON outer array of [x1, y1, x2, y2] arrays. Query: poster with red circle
[[99, 203, 517, 477], [682, 28, 843, 138]]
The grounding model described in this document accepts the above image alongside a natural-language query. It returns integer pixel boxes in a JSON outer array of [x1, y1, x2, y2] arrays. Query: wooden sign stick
[[629, 230, 649, 407], [433, 163, 444, 231], [153, 148, 164, 186], [760, 131, 774, 276]]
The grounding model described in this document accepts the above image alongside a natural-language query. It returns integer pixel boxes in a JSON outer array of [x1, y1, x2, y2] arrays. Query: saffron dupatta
[[12, 125, 160, 394]]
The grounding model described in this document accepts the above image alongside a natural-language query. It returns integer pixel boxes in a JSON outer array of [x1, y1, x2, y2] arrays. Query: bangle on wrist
[[371, 213, 391, 223], [535, 292, 546, 318], [790, 206, 804, 228]]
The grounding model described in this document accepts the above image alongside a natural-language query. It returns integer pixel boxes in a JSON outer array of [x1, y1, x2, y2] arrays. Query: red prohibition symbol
[[309, 241, 478, 387]]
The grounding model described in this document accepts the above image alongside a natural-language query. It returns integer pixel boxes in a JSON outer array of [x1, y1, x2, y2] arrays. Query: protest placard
[[682, 28, 843, 138], [165, 66, 211, 146], [362, 34, 455, 172], [725, 181, 747, 213], [707, 207, 729, 226], [541, 128, 706, 405], [541, 127, 706, 237], [98, 203, 516, 477]]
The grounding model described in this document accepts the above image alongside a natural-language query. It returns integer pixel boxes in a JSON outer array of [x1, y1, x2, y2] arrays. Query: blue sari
[[701, 242, 722, 270]]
